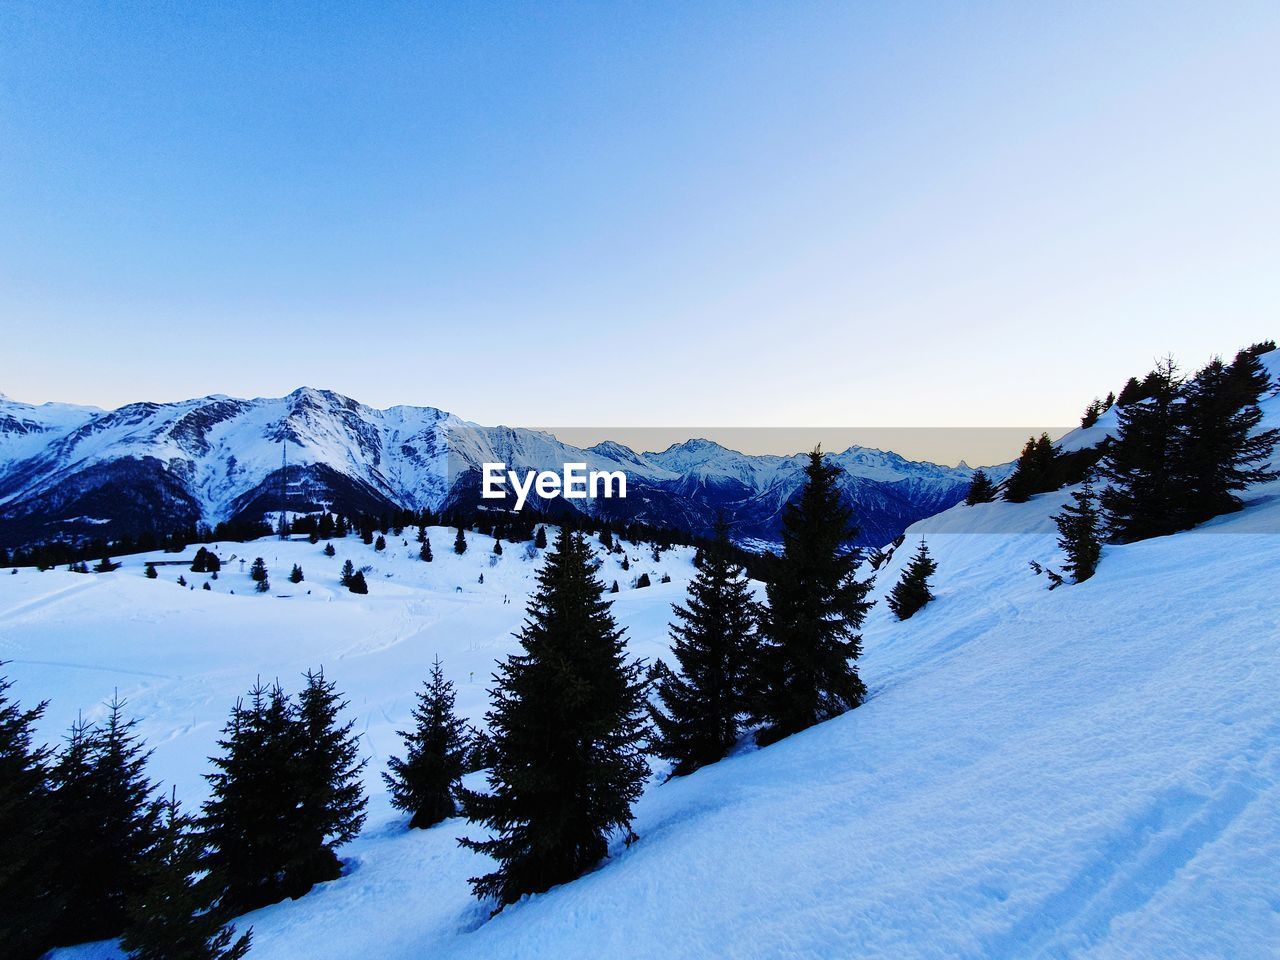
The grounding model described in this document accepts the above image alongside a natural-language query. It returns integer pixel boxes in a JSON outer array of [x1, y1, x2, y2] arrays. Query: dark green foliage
[[1116, 376, 1145, 406], [120, 792, 251, 960], [610, 580, 619, 593], [454, 526, 467, 555], [323, 543, 336, 557], [383, 658, 471, 829], [191, 547, 221, 574], [753, 448, 873, 746], [650, 524, 759, 777], [374, 535, 386, 552], [534, 526, 547, 549], [289, 564, 304, 584], [420, 537, 433, 562], [249, 558, 267, 583], [1003, 434, 1058, 502], [964, 469, 997, 505], [339, 559, 355, 586], [1081, 398, 1105, 428], [95, 556, 121, 572], [1176, 351, 1279, 527], [144, 562, 158, 579], [348, 570, 368, 595], [202, 673, 366, 915], [635, 572, 651, 588], [492, 538, 503, 556], [48, 698, 163, 946], [1053, 477, 1103, 584], [203, 582, 211, 591], [1098, 359, 1184, 542], [887, 540, 938, 621], [254, 576, 269, 594], [459, 529, 649, 908], [0, 671, 59, 960]]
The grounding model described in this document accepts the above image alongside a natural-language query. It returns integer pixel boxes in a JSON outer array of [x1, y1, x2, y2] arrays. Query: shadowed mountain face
[[0, 388, 979, 551]]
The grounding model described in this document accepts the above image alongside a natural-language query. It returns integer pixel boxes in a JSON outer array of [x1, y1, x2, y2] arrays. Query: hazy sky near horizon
[[2, 1, 1278, 431]]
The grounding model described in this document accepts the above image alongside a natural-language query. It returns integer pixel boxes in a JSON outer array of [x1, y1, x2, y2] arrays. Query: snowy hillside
[[0, 377, 1275, 957], [0, 388, 977, 549]]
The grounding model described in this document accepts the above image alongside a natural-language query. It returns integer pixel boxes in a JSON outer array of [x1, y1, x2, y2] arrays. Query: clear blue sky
[[2, 1, 1277, 431]]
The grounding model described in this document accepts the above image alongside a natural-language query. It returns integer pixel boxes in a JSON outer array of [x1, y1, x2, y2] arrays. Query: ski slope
[[3, 376, 1278, 958]]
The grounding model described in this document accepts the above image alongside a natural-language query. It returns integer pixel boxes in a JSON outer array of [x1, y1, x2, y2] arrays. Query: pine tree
[[459, 529, 649, 908], [534, 526, 547, 549], [1080, 398, 1105, 428], [339, 559, 355, 587], [650, 523, 759, 777], [383, 658, 470, 829], [635, 572, 651, 588], [323, 543, 336, 558], [289, 564, 304, 584], [753, 448, 873, 746], [1003, 433, 1057, 502], [1176, 351, 1279, 526], [286, 669, 367, 893], [454, 526, 467, 555], [144, 562, 158, 579], [1098, 359, 1184, 542], [254, 575, 270, 594], [964, 469, 997, 505], [177, 575, 188, 587], [120, 791, 251, 960], [249, 558, 267, 583], [610, 580, 620, 594], [48, 698, 162, 945], [201, 682, 303, 915], [374, 535, 386, 552], [348, 571, 368, 595], [1053, 477, 1102, 584], [420, 538, 433, 562], [886, 539, 938, 621], [492, 539, 503, 556], [0, 671, 60, 960]]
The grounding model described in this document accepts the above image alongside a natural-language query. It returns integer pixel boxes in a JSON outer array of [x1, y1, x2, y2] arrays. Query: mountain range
[[0, 388, 987, 550]]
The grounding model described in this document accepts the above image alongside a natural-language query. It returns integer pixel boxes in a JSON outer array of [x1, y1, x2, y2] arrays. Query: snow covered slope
[[8, 353, 1277, 959], [0, 388, 977, 548]]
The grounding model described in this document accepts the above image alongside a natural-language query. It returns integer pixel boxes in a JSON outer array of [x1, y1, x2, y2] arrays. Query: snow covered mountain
[[0, 388, 978, 549]]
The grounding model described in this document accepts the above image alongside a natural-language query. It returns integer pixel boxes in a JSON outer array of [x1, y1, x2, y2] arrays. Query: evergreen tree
[[1003, 433, 1057, 502], [534, 526, 547, 549], [1053, 477, 1103, 584], [0, 671, 59, 960], [964, 469, 997, 506], [286, 669, 367, 892], [249, 558, 267, 583], [886, 540, 938, 621], [374, 535, 386, 552], [650, 523, 759, 777], [1080, 398, 1105, 428], [348, 570, 368, 595], [201, 682, 303, 915], [289, 564, 304, 584], [48, 698, 162, 945], [459, 529, 649, 907], [144, 562, 158, 580], [1176, 351, 1279, 526], [493, 538, 503, 556], [417, 524, 428, 544], [454, 526, 467, 555], [383, 658, 470, 829], [420, 538, 433, 562], [178, 575, 188, 588], [610, 580, 620, 594], [753, 448, 873, 746], [339, 559, 355, 587], [1098, 359, 1184, 542], [120, 791, 251, 960], [635, 572, 651, 588], [254, 575, 270, 594], [323, 543, 336, 558]]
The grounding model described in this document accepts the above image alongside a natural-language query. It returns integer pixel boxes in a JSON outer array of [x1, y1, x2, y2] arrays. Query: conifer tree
[[339, 559, 355, 587], [145, 562, 158, 579], [420, 537, 433, 562], [635, 572, 651, 588], [249, 558, 267, 583], [417, 524, 428, 544], [459, 529, 649, 907], [1176, 351, 1279, 526], [753, 448, 873, 746], [286, 669, 367, 891], [1080, 398, 1104, 428], [348, 570, 369, 595], [650, 523, 759, 777], [323, 543, 336, 558], [492, 538, 503, 556], [48, 698, 162, 945], [610, 580, 620, 593], [534, 526, 547, 549], [1003, 433, 1057, 502], [1053, 477, 1103, 584], [0, 671, 60, 960], [374, 535, 386, 552], [120, 791, 251, 960], [254, 575, 270, 594], [887, 539, 938, 621], [1098, 359, 1183, 542], [964, 469, 997, 505], [178, 575, 188, 588], [383, 658, 470, 829], [289, 564, 304, 584], [454, 526, 467, 555]]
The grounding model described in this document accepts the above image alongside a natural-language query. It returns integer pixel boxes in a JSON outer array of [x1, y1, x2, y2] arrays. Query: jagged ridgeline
[[0, 388, 976, 553]]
